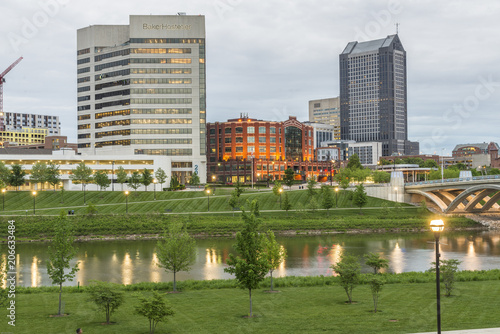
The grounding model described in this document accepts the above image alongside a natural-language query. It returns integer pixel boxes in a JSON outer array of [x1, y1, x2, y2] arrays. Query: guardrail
[[406, 174, 500, 186]]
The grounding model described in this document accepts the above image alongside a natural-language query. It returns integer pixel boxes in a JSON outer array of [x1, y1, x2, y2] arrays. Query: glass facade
[[285, 126, 302, 161]]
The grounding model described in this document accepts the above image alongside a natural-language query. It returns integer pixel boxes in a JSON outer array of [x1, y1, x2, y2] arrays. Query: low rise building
[[0, 128, 48, 148], [2, 112, 61, 135]]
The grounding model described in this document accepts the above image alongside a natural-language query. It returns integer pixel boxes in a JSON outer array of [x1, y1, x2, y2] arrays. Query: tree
[[30, 162, 48, 190], [369, 276, 385, 313], [46, 213, 79, 315], [306, 177, 317, 198], [86, 281, 124, 324], [423, 159, 439, 168], [225, 200, 269, 317], [0, 246, 7, 307], [228, 191, 240, 215], [9, 163, 26, 191], [282, 192, 292, 214], [188, 172, 200, 186], [352, 183, 368, 214], [320, 185, 334, 214], [372, 171, 390, 183], [135, 291, 175, 334], [347, 153, 363, 170], [156, 223, 196, 292], [307, 196, 319, 212], [264, 230, 287, 291], [234, 180, 244, 197], [272, 180, 282, 197], [429, 259, 462, 297], [331, 253, 361, 304], [116, 166, 128, 191], [128, 171, 142, 191], [364, 252, 389, 274], [283, 168, 295, 189], [70, 162, 93, 196], [46, 162, 61, 191], [0, 162, 10, 189], [141, 168, 153, 191], [169, 174, 180, 189], [93, 170, 110, 191], [155, 168, 168, 190], [352, 169, 371, 183], [335, 168, 351, 191]]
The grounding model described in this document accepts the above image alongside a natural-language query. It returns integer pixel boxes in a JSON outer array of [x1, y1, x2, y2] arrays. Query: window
[[225, 147, 232, 153], [209, 129, 215, 134], [270, 147, 276, 153], [247, 126, 255, 134], [236, 147, 243, 152], [235, 137, 243, 143], [247, 136, 255, 143], [270, 137, 276, 143], [259, 126, 266, 134], [270, 127, 276, 134], [259, 137, 266, 143], [235, 127, 243, 133], [259, 146, 266, 153], [247, 146, 255, 153], [225, 128, 232, 134]]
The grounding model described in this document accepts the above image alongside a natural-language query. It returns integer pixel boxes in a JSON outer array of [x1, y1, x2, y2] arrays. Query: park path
[[411, 328, 500, 333]]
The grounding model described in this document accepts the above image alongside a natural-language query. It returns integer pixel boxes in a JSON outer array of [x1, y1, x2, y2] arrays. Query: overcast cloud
[[1, 0, 499, 155]]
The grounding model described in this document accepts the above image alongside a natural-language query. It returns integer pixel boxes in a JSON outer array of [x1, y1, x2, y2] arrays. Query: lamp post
[[32, 191, 37, 215], [279, 188, 283, 209], [430, 219, 444, 334], [335, 187, 339, 208], [125, 190, 129, 214], [153, 179, 157, 200], [206, 189, 211, 212], [2, 189, 5, 211]]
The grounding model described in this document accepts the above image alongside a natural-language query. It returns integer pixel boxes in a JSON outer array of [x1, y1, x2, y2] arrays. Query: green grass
[[9, 279, 500, 333]]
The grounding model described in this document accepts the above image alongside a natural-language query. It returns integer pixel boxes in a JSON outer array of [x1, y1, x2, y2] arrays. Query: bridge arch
[[406, 189, 448, 212], [445, 185, 500, 213]]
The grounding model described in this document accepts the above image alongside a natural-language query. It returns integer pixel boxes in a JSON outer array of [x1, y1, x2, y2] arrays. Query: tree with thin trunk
[[352, 183, 368, 214], [225, 200, 269, 317], [321, 185, 334, 214], [156, 223, 196, 292], [47, 162, 61, 191], [155, 168, 167, 191], [30, 161, 48, 190], [283, 168, 295, 189], [46, 213, 79, 315], [116, 166, 128, 191], [9, 163, 25, 191], [264, 230, 287, 292], [306, 177, 317, 198], [282, 192, 292, 215], [0, 161, 10, 189], [369, 275, 385, 313], [93, 170, 110, 191], [331, 253, 360, 304], [69, 162, 93, 202], [364, 252, 389, 274], [135, 291, 174, 334], [188, 172, 200, 186], [141, 168, 153, 191], [128, 171, 142, 192], [86, 281, 124, 324]]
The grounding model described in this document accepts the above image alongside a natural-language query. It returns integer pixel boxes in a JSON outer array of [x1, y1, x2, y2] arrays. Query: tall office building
[[339, 34, 418, 156], [308, 97, 340, 140], [77, 14, 206, 183]]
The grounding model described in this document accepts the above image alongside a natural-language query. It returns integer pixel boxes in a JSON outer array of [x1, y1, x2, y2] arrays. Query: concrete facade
[[308, 97, 340, 139], [3, 112, 61, 135]]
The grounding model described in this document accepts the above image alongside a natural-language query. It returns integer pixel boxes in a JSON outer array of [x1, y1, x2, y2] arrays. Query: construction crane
[[0, 56, 23, 131]]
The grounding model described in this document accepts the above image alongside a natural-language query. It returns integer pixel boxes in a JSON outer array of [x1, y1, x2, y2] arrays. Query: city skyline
[[1, 0, 499, 155]]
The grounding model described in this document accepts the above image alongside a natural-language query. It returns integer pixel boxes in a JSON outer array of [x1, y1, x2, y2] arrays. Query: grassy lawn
[[9, 280, 500, 333]]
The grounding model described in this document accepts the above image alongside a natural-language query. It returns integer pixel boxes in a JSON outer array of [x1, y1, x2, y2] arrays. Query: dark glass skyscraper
[[340, 34, 418, 156]]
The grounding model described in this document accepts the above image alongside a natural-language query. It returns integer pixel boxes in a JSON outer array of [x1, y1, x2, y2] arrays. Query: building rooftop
[[453, 142, 499, 151], [341, 35, 400, 55]]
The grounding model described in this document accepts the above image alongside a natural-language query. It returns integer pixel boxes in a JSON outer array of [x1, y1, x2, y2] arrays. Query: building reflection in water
[[150, 252, 160, 282], [204, 248, 222, 280], [122, 252, 133, 285], [390, 242, 404, 273], [31, 256, 39, 287], [327, 244, 343, 276]]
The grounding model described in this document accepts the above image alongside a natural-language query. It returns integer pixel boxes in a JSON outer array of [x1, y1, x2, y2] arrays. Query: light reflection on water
[[10, 230, 500, 287]]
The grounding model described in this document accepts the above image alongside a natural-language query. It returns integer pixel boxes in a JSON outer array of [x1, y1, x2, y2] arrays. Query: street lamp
[[335, 187, 339, 208], [125, 190, 129, 214], [32, 191, 37, 215], [430, 219, 445, 334], [206, 189, 211, 212], [2, 189, 5, 211], [153, 179, 157, 200], [279, 187, 283, 209]]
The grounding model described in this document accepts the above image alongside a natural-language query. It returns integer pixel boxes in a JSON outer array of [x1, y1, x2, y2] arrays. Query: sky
[[0, 0, 499, 155]]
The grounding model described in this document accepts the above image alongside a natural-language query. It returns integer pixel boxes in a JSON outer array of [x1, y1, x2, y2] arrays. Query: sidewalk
[[411, 328, 500, 333]]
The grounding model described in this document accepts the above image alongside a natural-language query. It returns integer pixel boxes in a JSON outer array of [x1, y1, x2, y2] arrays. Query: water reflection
[[10, 231, 500, 287]]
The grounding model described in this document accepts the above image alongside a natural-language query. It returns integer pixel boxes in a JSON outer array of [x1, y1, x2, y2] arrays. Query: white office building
[[319, 140, 382, 166], [77, 14, 207, 183], [3, 112, 61, 135], [308, 97, 340, 139]]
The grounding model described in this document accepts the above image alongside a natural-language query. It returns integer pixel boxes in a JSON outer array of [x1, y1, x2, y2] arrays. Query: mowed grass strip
[[11, 281, 500, 334]]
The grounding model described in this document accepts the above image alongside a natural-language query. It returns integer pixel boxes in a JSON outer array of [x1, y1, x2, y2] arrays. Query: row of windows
[[77, 57, 90, 65], [78, 114, 91, 121], [135, 148, 192, 156], [132, 108, 191, 115], [78, 143, 90, 148], [95, 140, 130, 148], [131, 119, 192, 125], [131, 88, 191, 95], [77, 76, 90, 84], [78, 133, 91, 139], [95, 49, 130, 62], [131, 78, 192, 85], [78, 124, 91, 129], [95, 99, 130, 110], [95, 89, 130, 100], [217, 126, 278, 135], [96, 120, 130, 128], [95, 69, 130, 81], [130, 38, 204, 44], [95, 129, 130, 138], [77, 48, 90, 56], [172, 162, 193, 168], [131, 139, 192, 145], [78, 105, 90, 111], [95, 109, 130, 119], [130, 58, 192, 64], [130, 48, 191, 54], [130, 68, 191, 75], [77, 86, 90, 93], [77, 67, 90, 74], [95, 59, 129, 71], [78, 96, 90, 102], [95, 79, 130, 91], [132, 128, 192, 135], [130, 98, 191, 104]]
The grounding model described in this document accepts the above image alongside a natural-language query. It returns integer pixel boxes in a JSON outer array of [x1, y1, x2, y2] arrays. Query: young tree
[[0, 161, 10, 189], [282, 192, 292, 214], [320, 185, 334, 214], [307, 196, 319, 212], [372, 170, 390, 184], [188, 172, 200, 186], [352, 183, 368, 214], [225, 200, 269, 317], [353, 168, 371, 183], [264, 230, 287, 291], [128, 171, 142, 191], [335, 168, 351, 191], [93, 170, 111, 191], [86, 281, 124, 324], [135, 291, 175, 334], [169, 174, 179, 189], [331, 253, 361, 304], [116, 166, 128, 191], [155, 168, 168, 190], [70, 162, 93, 194], [364, 252, 389, 274], [30, 162, 48, 190], [0, 247, 7, 307], [156, 223, 196, 292], [283, 168, 295, 189], [9, 163, 26, 191], [306, 177, 317, 198], [369, 276, 385, 313], [228, 191, 240, 215], [272, 180, 283, 197], [46, 162, 61, 191], [429, 259, 462, 297], [234, 180, 244, 197], [46, 214, 79, 315], [347, 153, 363, 170], [141, 168, 153, 191]]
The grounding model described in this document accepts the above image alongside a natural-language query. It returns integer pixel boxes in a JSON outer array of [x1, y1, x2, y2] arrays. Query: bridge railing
[[405, 174, 500, 186]]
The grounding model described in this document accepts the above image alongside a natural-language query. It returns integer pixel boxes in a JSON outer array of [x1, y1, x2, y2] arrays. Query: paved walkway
[[412, 328, 500, 333]]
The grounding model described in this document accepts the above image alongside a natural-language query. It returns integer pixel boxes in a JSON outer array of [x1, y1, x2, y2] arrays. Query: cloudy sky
[[1, 0, 499, 155]]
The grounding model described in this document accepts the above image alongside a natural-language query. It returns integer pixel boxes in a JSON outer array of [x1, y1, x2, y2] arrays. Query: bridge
[[365, 173, 500, 214]]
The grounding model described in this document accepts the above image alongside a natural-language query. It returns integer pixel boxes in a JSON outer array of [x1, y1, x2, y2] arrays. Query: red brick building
[[207, 116, 331, 184]]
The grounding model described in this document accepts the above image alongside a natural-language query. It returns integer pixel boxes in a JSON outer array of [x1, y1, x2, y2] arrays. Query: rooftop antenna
[[395, 22, 400, 34]]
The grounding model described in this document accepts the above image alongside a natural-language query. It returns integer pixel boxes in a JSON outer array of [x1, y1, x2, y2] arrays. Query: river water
[[7, 230, 500, 287]]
